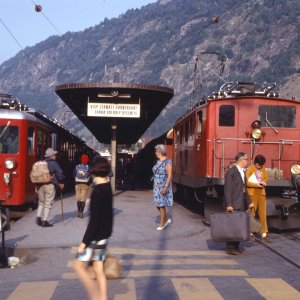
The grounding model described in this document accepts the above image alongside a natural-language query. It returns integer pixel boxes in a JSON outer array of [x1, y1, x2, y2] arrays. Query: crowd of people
[[31, 145, 271, 299]]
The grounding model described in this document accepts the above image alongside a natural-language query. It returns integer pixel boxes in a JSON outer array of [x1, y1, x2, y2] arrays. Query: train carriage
[[0, 94, 97, 211], [172, 82, 300, 230]]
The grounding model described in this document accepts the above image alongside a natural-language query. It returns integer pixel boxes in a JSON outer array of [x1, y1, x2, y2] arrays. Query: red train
[[0, 94, 97, 215], [166, 82, 300, 230]]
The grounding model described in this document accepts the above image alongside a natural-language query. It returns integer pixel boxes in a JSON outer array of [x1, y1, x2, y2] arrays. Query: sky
[[0, 0, 157, 64]]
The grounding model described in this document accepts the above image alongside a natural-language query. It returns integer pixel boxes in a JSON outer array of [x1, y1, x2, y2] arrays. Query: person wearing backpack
[[74, 154, 91, 218], [36, 148, 65, 227]]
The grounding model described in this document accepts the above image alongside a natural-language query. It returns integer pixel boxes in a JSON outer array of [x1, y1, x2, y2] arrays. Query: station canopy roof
[[55, 82, 174, 144]]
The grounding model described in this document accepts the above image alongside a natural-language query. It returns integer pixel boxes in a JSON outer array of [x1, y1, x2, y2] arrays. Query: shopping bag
[[210, 211, 251, 242], [104, 255, 121, 279]]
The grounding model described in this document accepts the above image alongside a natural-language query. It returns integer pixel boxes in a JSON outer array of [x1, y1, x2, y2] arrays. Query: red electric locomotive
[[172, 82, 300, 230], [0, 94, 96, 213]]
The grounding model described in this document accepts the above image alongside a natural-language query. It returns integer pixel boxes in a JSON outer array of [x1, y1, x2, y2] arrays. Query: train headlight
[[251, 120, 262, 140], [251, 128, 262, 140], [5, 159, 16, 170], [291, 164, 300, 175]]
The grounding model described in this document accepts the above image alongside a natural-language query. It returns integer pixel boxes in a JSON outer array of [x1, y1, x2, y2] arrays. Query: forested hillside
[[0, 0, 299, 148]]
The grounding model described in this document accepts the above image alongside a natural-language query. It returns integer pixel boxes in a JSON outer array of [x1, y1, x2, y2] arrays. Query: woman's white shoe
[[156, 218, 172, 231]]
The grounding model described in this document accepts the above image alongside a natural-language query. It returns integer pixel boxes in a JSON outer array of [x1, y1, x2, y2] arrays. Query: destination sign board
[[87, 103, 140, 118]]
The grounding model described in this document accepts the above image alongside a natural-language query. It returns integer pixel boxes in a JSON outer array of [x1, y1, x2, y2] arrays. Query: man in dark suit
[[224, 152, 254, 255]]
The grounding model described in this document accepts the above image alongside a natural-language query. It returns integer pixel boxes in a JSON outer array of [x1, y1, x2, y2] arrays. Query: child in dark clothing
[[72, 156, 113, 300]]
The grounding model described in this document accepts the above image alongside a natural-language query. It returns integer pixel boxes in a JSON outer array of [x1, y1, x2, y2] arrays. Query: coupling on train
[[152, 82, 300, 231], [0, 94, 97, 216]]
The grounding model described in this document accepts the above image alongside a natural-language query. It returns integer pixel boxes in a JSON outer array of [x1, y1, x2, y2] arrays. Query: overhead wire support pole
[[111, 121, 117, 194]]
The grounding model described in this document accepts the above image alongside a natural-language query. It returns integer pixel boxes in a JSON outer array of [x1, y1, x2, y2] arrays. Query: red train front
[[0, 104, 43, 207], [172, 82, 300, 230], [0, 94, 97, 211]]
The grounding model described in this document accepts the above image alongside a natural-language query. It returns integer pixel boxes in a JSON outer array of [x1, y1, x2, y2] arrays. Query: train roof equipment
[[0, 93, 85, 144]]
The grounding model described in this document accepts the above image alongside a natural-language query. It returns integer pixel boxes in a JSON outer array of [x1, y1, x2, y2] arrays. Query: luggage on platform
[[210, 211, 251, 242]]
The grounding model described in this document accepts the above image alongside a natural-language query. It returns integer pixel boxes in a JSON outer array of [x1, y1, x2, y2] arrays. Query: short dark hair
[[89, 156, 110, 177], [235, 152, 246, 162], [254, 154, 266, 166]]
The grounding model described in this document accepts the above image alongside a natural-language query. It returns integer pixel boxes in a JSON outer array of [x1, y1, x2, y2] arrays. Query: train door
[[25, 126, 37, 202], [174, 123, 184, 177], [195, 109, 207, 181], [214, 102, 239, 178], [184, 117, 196, 179], [36, 127, 51, 160], [36, 128, 43, 160]]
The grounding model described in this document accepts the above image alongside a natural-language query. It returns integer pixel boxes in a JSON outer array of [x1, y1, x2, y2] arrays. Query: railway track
[[257, 231, 300, 269]]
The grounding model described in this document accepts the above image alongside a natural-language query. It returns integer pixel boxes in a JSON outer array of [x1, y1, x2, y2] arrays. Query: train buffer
[[2, 190, 300, 300]]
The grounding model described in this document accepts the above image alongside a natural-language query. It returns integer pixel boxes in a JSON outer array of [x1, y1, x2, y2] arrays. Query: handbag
[[248, 210, 262, 233], [104, 255, 121, 279], [210, 211, 251, 242]]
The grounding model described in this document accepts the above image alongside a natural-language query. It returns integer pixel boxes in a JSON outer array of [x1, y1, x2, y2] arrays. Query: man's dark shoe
[[225, 248, 239, 255], [36, 217, 42, 226], [235, 248, 245, 254], [41, 221, 53, 227], [261, 236, 272, 242]]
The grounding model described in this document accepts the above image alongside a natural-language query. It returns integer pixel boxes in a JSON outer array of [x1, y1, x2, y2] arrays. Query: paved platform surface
[[5, 189, 205, 249], [1, 190, 300, 300]]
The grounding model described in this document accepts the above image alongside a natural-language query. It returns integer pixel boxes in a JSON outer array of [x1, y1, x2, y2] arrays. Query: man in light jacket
[[36, 148, 65, 227]]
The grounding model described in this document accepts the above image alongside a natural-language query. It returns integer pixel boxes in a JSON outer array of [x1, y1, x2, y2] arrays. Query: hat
[[81, 154, 89, 164], [44, 148, 58, 158], [155, 144, 167, 155]]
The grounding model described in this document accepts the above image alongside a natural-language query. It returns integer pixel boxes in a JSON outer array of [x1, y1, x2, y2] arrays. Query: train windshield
[[259, 105, 296, 128], [0, 125, 19, 154]]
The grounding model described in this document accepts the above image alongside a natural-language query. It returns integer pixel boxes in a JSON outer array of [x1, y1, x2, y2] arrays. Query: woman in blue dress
[[152, 144, 173, 230]]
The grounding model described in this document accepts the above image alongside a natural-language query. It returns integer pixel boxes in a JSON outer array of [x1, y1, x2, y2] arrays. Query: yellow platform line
[[62, 268, 248, 279], [124, 269, 248, 277], [172, 278, 223, 300], [7, 281, 58, 300], [67, 258, 236, 268], [71, 247, 228, 256], [119, 258, 237, 266], [246, 278, 300, 300]]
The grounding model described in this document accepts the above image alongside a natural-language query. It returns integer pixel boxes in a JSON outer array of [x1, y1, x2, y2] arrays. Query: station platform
[[2, 190, 300, 300], [5, 189, 206, 250]]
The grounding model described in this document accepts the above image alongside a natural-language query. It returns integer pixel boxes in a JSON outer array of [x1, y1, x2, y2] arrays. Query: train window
[[37, 129, 43, 159], [219, 105, 235, 126], [27, 127, 34, 155], [180, 125, 183, 144], [44, 132, 49, 150], [185, 121, 189, 143], [197, 111, 203, 137], [0, 125, 19, 154], [259, 105, 296, 128], [184, 149, 188, 170]]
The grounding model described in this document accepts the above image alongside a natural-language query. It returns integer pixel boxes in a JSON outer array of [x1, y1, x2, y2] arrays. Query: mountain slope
[[0, 0, 299, 146]]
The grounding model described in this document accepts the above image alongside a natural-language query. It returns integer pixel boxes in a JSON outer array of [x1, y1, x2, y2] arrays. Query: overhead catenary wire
[[193, 0, 264, 92], [225, 0, 263, 39], [0, 17, 43, 76], [29, 0, 62, 35], [27, 0, 93, 81], [1, 0, 91, 81]]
